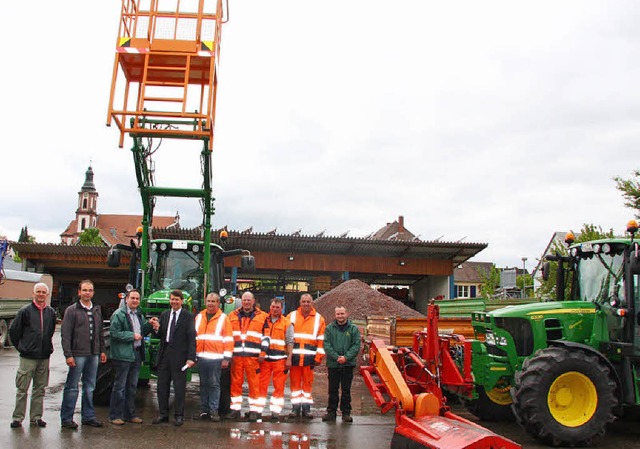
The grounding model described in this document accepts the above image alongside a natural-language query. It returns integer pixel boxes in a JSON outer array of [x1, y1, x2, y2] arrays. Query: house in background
[[453, 261, 493, 299], [60, 165, 178, 246]]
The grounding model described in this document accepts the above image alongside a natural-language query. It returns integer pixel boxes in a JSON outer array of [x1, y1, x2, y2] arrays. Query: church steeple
[[81, 165, 97, 192], [76, 164, 99, 233]]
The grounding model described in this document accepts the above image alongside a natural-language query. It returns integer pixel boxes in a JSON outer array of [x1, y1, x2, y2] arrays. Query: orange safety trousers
[[289, 365, 315, 405], [259, 359, 287, 414], [230, 357, 262, 412]]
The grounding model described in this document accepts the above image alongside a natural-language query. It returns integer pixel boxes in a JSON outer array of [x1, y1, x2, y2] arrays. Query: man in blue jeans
[[108, 289, 159, 425], [60, 279, 107, 429]]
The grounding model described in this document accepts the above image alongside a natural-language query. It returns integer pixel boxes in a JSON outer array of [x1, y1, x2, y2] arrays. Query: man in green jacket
[[322, 306, 361, 423], [108, 289, 159, 425]]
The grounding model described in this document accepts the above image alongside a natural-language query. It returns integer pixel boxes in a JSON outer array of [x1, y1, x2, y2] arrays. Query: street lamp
[[521, 257, 528, 299]]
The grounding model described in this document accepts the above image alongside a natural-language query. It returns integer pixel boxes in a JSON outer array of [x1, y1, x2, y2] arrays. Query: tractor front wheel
[[465, 385, 514, 421], [512, 346, 617, 447]]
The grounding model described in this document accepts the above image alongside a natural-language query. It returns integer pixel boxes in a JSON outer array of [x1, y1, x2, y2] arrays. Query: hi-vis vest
[[229, 308, 268, 358], [263, 314, 290, 361], [195, 309, 233, 361], [288, 307, 326, 366]]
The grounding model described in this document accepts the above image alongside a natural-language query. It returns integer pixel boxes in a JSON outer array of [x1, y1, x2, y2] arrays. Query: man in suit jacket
[[152, 290, 196, 426]]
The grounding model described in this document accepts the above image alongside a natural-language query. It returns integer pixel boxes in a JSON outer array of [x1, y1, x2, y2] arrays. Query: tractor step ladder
[[107, 0, 225, 150]]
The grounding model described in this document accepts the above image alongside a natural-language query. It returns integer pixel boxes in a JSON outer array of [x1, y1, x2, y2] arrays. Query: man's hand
[[134, 333, 142, 341], [186, 359, 195, 369], [337, 355, 347, 364], [221, 360, 229, 369], [66, 357, 76, 367], [149, 317, 160, 331], [100, 352, 108, 364], [285, 358, 292, 370]]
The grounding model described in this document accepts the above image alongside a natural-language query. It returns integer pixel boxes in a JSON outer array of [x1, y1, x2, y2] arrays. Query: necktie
[[169, 311, 177, 343]]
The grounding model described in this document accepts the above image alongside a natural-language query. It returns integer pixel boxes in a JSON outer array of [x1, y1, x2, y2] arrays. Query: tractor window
[[575, 251, 624, 305], [150, 248, 203, 298]]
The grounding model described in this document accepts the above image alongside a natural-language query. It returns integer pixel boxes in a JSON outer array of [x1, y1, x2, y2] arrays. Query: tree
[[77, 228, 104, 246], [536, 223, 615, 299], [478, 264, 501, 299], [14, 226, 36, 263], [614, 170, 640, 217]]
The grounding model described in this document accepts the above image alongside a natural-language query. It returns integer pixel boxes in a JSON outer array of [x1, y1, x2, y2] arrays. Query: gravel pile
[[313, 279, 424, 322]]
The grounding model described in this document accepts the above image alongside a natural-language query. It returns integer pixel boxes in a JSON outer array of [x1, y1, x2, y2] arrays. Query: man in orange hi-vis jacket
[[226, 291, 268, 422], [194, 293, 233, 422], [287, 293, 326, 421], [259, 298, 293, 422]]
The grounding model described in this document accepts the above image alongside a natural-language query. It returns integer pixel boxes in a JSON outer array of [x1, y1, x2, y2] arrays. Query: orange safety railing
[[107, 0, 226, 149]]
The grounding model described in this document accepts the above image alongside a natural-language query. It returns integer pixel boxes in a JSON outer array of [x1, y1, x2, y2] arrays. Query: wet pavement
[[2, 330, 640, 449]]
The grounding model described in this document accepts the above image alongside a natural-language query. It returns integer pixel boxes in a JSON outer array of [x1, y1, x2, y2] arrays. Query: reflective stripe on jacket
[[288, 307, 326, 366], [229, 307, 268, 358], [195, 309, 233, 361]]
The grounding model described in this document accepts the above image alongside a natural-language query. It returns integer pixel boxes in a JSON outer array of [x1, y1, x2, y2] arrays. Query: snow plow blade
[[392, 413, 520, 449]]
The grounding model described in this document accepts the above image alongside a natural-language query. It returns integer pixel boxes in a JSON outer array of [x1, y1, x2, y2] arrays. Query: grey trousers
[[12, 357, 50, 422]]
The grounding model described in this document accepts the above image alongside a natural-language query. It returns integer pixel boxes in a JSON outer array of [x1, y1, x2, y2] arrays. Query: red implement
[[361, 302, 521, 449]]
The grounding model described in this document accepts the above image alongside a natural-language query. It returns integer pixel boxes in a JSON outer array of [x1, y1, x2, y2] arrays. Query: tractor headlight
[[485, 332, 496, 346], [593, 244, 601, 254], [497, 336, 508, 346], [602, 243, 611, 254]]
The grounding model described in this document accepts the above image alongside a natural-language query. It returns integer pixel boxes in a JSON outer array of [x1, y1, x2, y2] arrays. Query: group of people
[[9, 282, 361, 429]]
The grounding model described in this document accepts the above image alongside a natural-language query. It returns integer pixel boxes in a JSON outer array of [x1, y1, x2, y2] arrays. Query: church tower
[[75, 165, 99, 233]]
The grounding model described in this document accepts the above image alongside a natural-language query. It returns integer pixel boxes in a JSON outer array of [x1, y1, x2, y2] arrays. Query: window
[[456, 285, 469, 298], [81, 218, 86, 230]]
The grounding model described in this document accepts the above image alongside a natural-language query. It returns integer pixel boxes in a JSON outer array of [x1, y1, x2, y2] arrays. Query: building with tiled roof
[[60, 166, 178, 246], [453, 261, 493, 299]]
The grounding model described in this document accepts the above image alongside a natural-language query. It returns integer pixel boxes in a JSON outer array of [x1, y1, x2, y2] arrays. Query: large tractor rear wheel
[[93, 325, 113, 406], [465, 385, 515, 421], [512, 346, 617, 447]]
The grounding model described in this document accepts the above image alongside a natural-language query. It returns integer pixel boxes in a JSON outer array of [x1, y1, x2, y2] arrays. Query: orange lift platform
[[106, 0, 227, 150]]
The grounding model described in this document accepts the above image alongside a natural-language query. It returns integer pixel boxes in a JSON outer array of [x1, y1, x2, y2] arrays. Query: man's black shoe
[[174, 416, 184, 427], [322, 412, 336, 422], [210, 411, 221, 422], [31, 419, 47, 427], [10, 420, 21, 428], [61, 421, 78, 429], [152, 416, 169, 424], [224, 411, 240, 420], [196, 412, 210, 420], [247, 411, 259, 422], [81, 419, 104, 428], [342, 414, 353, 423]]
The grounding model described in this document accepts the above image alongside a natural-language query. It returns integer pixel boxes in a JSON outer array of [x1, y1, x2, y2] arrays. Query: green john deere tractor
[[467, 220, 640, 446]]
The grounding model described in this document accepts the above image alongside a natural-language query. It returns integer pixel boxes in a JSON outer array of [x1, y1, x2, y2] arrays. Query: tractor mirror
[[107, 248, 121, 267], [241, 255, 256, 273], [541, 261, 551, 281]]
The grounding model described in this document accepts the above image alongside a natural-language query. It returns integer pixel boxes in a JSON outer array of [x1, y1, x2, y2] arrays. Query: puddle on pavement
[[230, 428, 333, 449]]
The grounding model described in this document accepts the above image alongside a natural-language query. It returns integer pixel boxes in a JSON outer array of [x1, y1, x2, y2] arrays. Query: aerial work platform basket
[[107, 0, 226, 149]]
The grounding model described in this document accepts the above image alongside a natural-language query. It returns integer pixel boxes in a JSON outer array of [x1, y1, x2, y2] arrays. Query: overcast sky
[[2, 1, 639, 269]]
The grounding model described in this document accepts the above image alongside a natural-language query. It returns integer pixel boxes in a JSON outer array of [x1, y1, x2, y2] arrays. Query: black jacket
[[156, 308, 196, 364], [9, 301, 56, 359], [61, 300, 105, 358]]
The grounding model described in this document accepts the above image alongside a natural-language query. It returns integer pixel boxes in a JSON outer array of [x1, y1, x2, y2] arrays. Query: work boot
[[247, 411, 259, 422], [210, 410, 221, 422], [342, 413, 353, 423], [301, 404, 314, 421], [322, 412, 336, 422], [270, 412, 280, 422], [287, 405, 301, 421], [224, 410, 240, 421]]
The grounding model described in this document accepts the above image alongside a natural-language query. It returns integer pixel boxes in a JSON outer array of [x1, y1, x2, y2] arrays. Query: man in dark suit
[[152, 290, 196, 426]]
